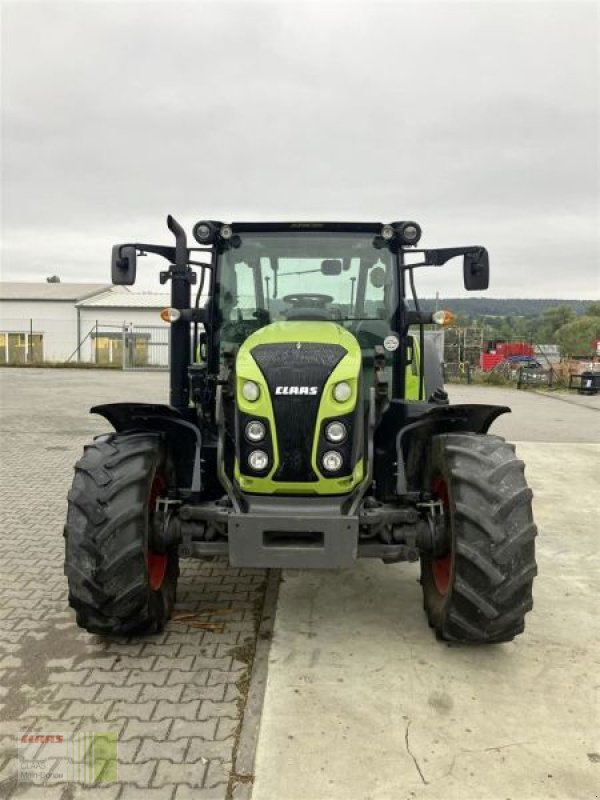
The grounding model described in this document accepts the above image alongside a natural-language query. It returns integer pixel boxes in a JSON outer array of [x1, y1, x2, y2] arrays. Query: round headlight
[[325, 421, 347, 444], [248, 450, 269, 471], [398, 221, 422, 245], [193, 221, 215, 243], [245, 420, 266, 442], [381, 224, 395, 240], [220, 224, 233, 240], [322, 451, 343, 473], [333, 381, 352, 403], [242, 380, 260, 402]]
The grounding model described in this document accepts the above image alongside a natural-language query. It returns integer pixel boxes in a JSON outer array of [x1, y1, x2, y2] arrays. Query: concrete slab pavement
[[449, 384, 600, 443], [252, 388, 600, 800]]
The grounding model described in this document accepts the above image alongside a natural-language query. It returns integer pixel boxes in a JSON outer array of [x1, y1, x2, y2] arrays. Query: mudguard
[[395, 402, 510, 494], [91, 403, 202, 496]]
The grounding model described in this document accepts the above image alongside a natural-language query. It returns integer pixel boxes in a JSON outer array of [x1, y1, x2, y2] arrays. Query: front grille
[[251, 342, 346, 482]]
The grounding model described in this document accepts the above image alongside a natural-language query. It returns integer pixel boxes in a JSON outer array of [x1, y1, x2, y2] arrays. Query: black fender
[[91, 403, 202, 497], [394, 402, 510, 495]]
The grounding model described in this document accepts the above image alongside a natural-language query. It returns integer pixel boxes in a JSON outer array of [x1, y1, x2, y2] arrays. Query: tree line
[[410, 299, 600, 357]]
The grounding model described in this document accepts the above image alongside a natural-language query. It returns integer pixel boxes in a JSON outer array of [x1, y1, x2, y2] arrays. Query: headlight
[[325, 421, 347, 443], [220, 224, 233, 240], [322, 451, 343, 473], [248, 450, 269, 471], [333, 381, 352, 403], [381, 224, 395, 240], [242, 380, 260, 402], [193, 220, 217, 244], [245, 420, 266, 443], [395, 220, 422, 246]]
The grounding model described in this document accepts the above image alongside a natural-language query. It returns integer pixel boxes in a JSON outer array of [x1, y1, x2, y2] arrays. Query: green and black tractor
[[64, 217, 537, 643]]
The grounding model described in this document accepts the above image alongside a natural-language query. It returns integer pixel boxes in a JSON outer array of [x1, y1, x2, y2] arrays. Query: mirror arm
[[119, 243, 176, 263], [400, 246, 486, 268]]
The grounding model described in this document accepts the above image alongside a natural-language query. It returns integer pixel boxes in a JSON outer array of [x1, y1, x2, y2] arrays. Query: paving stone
[[186, 737, 233, 763], [155, 655, 194, 671], [206, 669, 245, 686], [126, 669, 171, 686], [136, 737, 189, 763], [120, 787, 176, 800], [8, 784, 65, 799], [48, 669, 91, 685], [121, 718, 172, 741], [63, 785, 122, 799], [111, 656, 157, 671], [197, 700, 238, 720], [0, 373, 267, 799], [153, 758, 206, 787], [191, 656, 232, 671], [168, 718, 218, 741], [174, 787, 228, 800], [204, 759, 233, 788], [75, 658, 119, 670], [215, 717, 239, 740], [113, 736, 143, 763], [61, 701, 114, 720], [168, 669, 209, 686], [154, 701, 200, 722], [180, 684, 226, 703], [53, 684, 101, 702], [96, 684, 143, 703], [108, 701, 157, 721], [139, 684, 184, 703], [69, 785, 122, 799], [114, 758, 158, 786], [86, 669, 130, 685]]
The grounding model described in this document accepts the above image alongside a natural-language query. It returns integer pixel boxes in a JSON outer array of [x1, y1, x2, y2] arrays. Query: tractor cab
[[213, 229, 404, 410]]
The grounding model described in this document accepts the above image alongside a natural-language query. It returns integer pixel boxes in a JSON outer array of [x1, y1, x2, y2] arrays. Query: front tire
[[421, 433, 537, 643], [64, 432, 179, 635]]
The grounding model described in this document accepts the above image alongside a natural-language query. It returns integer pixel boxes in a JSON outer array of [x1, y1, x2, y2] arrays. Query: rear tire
[[421, 433, 537, 643], [64, 432, 179, 635]]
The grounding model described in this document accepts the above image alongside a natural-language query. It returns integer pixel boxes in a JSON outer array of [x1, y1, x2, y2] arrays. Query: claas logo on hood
[[275, 386, 318, 396]]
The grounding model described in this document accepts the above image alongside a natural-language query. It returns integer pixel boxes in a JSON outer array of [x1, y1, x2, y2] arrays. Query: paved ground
[[2, 371, 599, 800], [253, 386, 600, 800], [0, 368, 268, 800], [449, 383, 600, 443]]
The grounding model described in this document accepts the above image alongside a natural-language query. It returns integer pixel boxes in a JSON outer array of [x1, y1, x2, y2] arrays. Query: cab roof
[[230, 222, 383, 234]]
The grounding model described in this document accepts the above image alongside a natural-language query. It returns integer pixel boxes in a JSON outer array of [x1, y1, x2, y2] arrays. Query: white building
[[0, 283, 171, 366]]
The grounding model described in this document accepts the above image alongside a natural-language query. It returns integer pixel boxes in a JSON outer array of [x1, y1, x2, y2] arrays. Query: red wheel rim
[[147, 475, 167, 591], [431, 477, 451, 596]]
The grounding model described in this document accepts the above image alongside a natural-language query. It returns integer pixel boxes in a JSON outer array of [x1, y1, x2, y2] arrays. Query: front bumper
[[171, 496, 423, 569], [228, 512, 358, 568]]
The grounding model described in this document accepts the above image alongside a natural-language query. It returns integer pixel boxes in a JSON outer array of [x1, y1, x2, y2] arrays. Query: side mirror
[[321, 259, 342, 276], [111, 245, 137, 285], [463, 248, 489, 291]]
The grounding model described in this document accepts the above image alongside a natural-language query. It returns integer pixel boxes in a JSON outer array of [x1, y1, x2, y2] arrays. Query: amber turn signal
[[160, 307, 181, 323], [432, 310, 455, 326]]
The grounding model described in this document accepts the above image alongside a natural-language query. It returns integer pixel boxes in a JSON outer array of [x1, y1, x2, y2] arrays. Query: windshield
[[216, 232, 396, 354]]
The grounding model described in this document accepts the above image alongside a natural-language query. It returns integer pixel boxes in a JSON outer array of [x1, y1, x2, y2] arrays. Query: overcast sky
[[2, 0, 598, 298]]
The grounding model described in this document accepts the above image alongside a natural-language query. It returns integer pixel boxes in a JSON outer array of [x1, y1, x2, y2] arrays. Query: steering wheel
[[282, 293, 334, 307]]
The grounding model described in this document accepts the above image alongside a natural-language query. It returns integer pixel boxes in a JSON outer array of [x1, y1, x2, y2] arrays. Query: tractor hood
[[238, 320, 360, 350], [234, 321, 364, 495]]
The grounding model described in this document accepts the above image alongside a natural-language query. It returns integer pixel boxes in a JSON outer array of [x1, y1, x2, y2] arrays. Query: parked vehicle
[[64, 217, 537, 643]]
